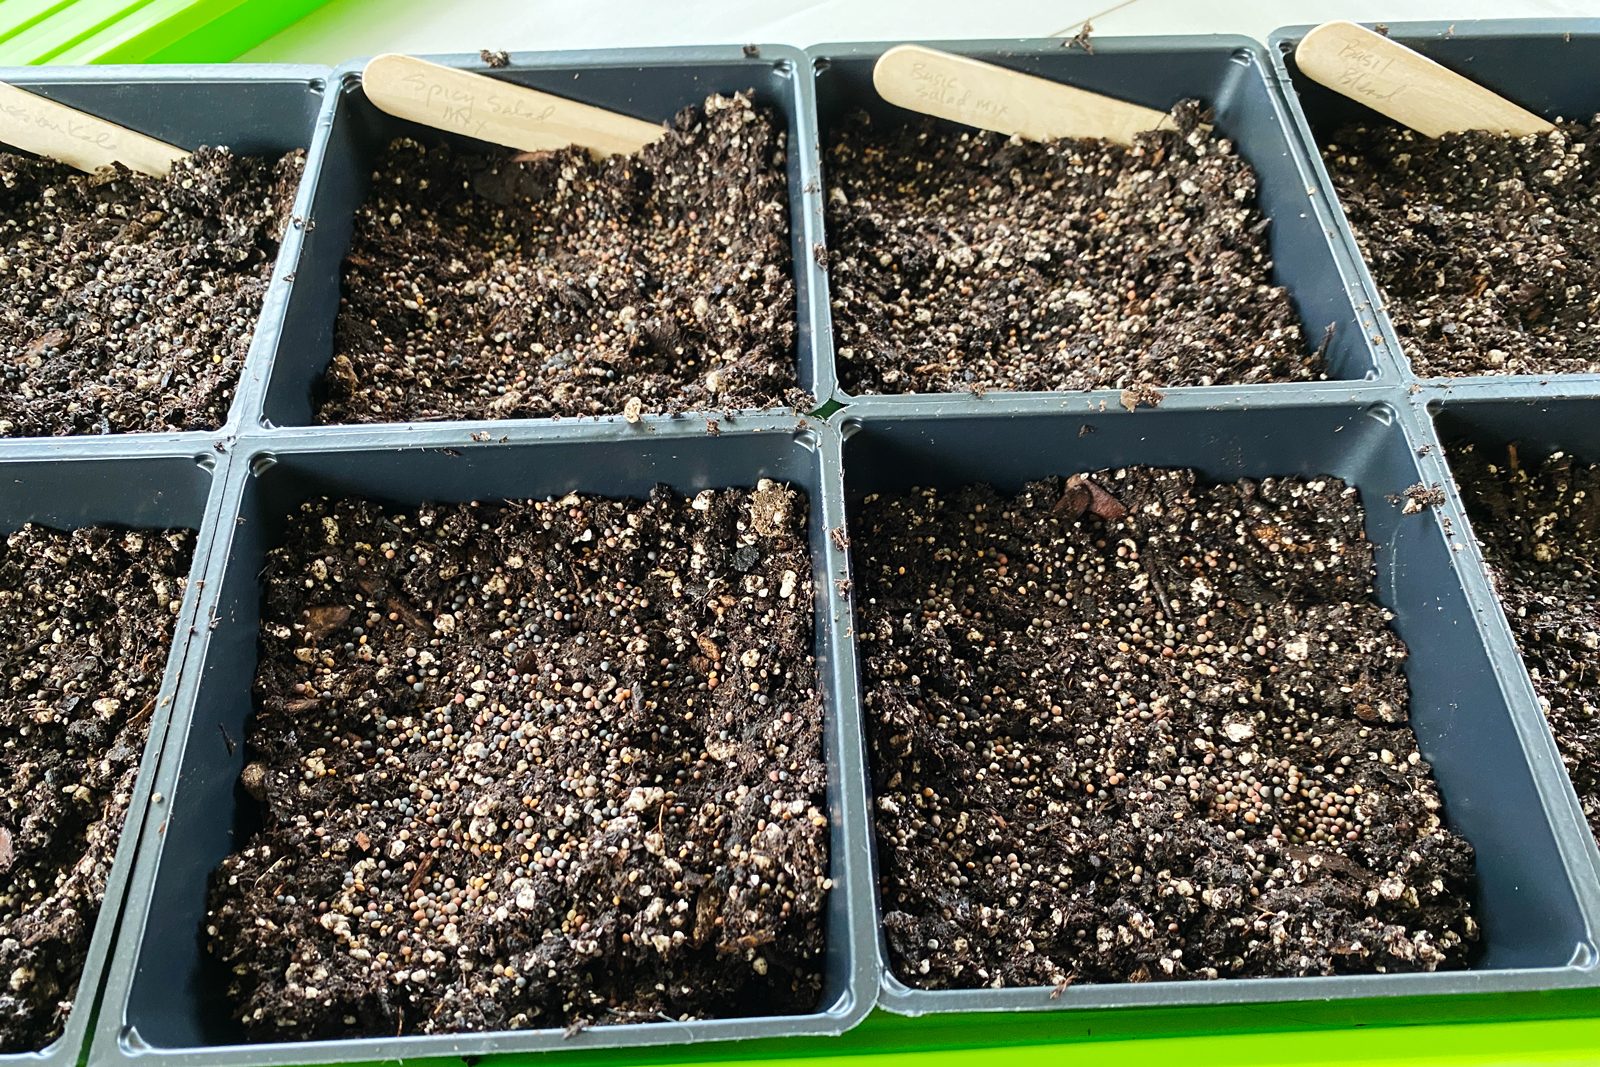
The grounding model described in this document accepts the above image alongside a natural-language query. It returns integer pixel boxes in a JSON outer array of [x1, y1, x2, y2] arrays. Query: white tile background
[[242, 0, 1598, 62]]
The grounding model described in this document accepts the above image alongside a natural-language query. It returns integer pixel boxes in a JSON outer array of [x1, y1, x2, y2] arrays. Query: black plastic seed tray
[[7, 32, 1600, 1067], [249, 47, 831, 433], [89, 417, 876, 1066], [0, 448, 223, 1067], [837, 389, 1600, 1016], [1269, 20, 1600, 391], [808, 37, 1393, 406], [0, 65, 327, 455]]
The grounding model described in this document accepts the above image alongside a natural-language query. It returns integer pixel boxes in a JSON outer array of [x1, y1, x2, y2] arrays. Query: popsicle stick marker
[[872, 44, 1171, 145], [0, 82, 188, 176], [1295, 22, 1554, 137], [361, 54, 664, 158]]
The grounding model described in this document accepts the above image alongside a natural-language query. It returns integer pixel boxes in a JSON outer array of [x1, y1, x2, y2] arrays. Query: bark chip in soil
[[317, 92, 805, 425], [1449, 439, 1600, 840], [1325, 119, 1600, 377], [0, 149, 305, 437], [824, 101, 1315, 396], [207, 483, 828, 1038], [0, 524, 195, 1052], [853, 469, 1479, 989]]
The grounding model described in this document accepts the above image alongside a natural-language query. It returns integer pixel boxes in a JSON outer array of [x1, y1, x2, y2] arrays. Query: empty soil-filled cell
[[0, 150, 304, 437], [206, 483, 828, 1038], [852, 468, 1478, 989], [1324, 121, 1600, 377], [316, 93, 801, 424], [825, 103, 1312, 395], [0, 524, 195, 1052], [1446, 440, 1600, 840]]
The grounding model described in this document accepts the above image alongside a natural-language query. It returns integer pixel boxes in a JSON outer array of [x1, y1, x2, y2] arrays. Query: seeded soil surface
[[1448, 439, 1600, 840], [0, 524, 194, 1052], [318, 93, 802, 424], [0, 149, 304, 437], [1326, 120, 1600, 376], [824, 103, 1312, 395], [853, 470, 1478, 988], [208, 484, 828, 1038]]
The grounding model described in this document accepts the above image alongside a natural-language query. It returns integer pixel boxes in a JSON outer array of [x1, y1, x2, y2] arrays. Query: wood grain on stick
[[362, 54, 664, 157], [1295, 21, 1554, 137], [872, 44, 1170, 145], [0, 82, 187, 176]]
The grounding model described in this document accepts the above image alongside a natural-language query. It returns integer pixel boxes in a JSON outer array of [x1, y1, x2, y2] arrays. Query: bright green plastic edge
[[0, 0, 333, 64]]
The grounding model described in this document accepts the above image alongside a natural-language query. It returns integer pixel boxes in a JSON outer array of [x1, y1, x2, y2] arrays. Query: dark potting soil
[[853, 470, 1478, 988], [1326, 120, 1600, 377], [1448, 440, 1600, 840], [0, 525, 195, 1052], [317, 93, 804, 424], [207, 485, 828, 1038], [0, 149, 305, 437], [824, 103, 1313, 396]]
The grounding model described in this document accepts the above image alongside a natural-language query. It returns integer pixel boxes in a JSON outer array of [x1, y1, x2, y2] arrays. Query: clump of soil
[[0, 149, 305, 437], [207, 484, 828, 1038], [1325, 120, 1600, 376], [824, 102, 1312, 395], [318, 92, 803, 424], [1448, 440, 1600, 839], [0, 524, 195, 1052], [853, 470, 1478, 988]]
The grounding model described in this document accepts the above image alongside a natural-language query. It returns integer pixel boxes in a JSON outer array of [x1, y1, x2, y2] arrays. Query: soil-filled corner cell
[[824, 102, 1314, 396], [1326, 120, 1600, 377], [317, 92, 803, 425], [0, 149, 305, 437], [853, 469, 1479, 989], [207, 484, 829, 1039], [1448, 439, 1600, 840], [0, 524, 195, 1053]]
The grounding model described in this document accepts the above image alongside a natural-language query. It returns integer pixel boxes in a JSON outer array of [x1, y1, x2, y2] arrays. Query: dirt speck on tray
[[0, 524, 194, 1052], [0, 149, 304, 437], [318, 92, 805, 425], [1326, 120, 1600, 377], [853, 470, 1478, 988], [207, 485, 827, 1038], [824, 102, 1312, 395], [1449, 440, 1600, 840]]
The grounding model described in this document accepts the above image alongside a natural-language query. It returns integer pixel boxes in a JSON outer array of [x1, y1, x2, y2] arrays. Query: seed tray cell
[[808, 38, 1391, 403], [1269, 21, 1600, 390], [251, 48, 831, 433], [838, 397, 1600, 1017], [90, 420, 875, 1067], [0, 451, 221, 1067], [0, 65, 327, 453], [1427, 395, 1600, 874]]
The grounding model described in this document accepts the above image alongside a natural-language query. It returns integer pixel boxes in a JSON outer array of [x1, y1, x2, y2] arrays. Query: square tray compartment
[[90, 419, 875, 1066], [837, 393, 1600, 1017], [1427, 394, 1600, 873], [0, 449, 221, 1067], [808, 37, 1391, 405], [0, 65, 327, 453], [1269, 21, 1600, 390], [251, 48, 831, 433]]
